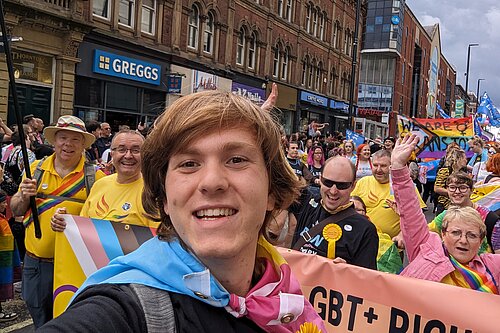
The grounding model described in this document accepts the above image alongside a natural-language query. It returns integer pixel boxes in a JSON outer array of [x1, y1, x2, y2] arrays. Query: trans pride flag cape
[[54, 215, 326, 333], [471, 182, 500, 213], [53, 215, 157, 316]]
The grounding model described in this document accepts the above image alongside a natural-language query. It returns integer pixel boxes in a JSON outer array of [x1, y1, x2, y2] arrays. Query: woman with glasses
[[427, 171, 500, 254], [392, 134, 500, 293], [306, 145, 325, 197]]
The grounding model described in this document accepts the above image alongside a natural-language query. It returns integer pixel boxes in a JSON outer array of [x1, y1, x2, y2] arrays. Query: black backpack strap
[[33, 157, 48, 190], [83, 162, 96, 196], [130, 284, 176, 333]]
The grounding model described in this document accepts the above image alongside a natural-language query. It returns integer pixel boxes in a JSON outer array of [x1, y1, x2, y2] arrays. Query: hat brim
[[44, 127, 96, 149]]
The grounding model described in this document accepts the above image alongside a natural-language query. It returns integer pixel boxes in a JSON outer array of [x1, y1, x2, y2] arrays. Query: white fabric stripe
[[63, 215, 98, 277], [266, 293, 304, 326]]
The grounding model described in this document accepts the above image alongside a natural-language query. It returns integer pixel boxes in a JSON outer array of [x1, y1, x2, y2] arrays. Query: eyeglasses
[[445, 229, 482, 243], [447, 185, 470, 193], [111, 146, 141, 155], [314, 152, 323, 155], [489, 150, 496, 155], [320, 176, 352, 190]]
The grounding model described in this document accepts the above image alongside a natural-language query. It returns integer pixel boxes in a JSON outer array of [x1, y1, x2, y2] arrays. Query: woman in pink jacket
[[392, 134, 500, 294]]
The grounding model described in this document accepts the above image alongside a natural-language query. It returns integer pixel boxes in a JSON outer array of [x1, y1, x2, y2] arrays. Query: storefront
[[267, 83, 297, 135], [355, 108, 389, 139], [329, 100, 350, 134], [6, 50, 54, 127], [298, 90, 329, 134], [74, 41, 169, 130], [166, 64, 232, 107]]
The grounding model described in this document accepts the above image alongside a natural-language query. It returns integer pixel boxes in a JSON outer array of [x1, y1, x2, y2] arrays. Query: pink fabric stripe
[[74, 216, 109, 269]]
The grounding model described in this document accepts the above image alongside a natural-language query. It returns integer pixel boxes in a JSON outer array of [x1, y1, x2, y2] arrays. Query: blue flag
[[436, 102, 450, 119], [346, 129, 366, 147], [477, 92, 500, 127], [473, 115, 483, 137]]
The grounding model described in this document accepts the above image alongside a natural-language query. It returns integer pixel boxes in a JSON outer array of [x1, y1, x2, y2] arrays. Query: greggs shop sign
[[92, 49, 161, 86]]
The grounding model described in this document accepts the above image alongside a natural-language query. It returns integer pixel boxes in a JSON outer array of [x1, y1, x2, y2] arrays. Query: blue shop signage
[[300, 91, 328, 107], [92, 49, 161, 86], [330, 100, 349, 113]]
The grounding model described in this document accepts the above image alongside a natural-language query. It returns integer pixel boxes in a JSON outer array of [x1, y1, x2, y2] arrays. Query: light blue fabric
[[71, 237, 230, 308], [468, 148, 489, 167]]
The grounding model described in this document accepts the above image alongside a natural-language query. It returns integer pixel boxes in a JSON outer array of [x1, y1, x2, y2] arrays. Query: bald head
[[323, 156, 356, 182]]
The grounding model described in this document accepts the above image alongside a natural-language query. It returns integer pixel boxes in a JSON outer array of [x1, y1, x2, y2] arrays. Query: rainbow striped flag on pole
[[53, 215, 157, 317]]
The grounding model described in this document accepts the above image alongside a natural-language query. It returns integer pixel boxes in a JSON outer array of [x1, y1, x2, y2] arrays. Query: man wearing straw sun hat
[[10, 115, 105, 328]]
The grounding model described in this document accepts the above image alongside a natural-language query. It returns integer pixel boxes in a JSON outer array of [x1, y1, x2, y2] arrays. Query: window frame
[[118, 0, 136, 28], [247, 32, 257, 70], [236, 28, 245, 66], [93, 0, 111, 20], [203, 12, 215, 54], [188, 5, 200, 50], [141, 0, 156, 35]]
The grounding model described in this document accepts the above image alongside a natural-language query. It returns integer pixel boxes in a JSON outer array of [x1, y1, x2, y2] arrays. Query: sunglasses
[[320, 176, 352, 190]]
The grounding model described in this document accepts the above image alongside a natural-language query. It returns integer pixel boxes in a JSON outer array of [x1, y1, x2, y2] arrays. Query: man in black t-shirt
[[289, 156, 378, 269]]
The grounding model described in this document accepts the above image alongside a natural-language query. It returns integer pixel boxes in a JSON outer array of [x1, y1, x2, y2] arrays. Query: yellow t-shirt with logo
[[351, 176, 426, 238], [80, 174, 159, 228], [24, 155, 105, 258]]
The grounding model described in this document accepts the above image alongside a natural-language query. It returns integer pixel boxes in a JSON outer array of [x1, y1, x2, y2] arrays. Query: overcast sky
[[405, 0, 500, 105]]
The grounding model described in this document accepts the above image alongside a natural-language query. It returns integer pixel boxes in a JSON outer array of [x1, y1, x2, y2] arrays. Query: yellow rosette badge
[[322, 223, 342, 259], [296, 322, 322, 333]]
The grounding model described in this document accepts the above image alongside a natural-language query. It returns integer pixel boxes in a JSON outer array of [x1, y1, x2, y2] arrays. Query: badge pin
[[41, 183, 48, 190], [344, 225, 352, 232], [122, 202, 131, 211]]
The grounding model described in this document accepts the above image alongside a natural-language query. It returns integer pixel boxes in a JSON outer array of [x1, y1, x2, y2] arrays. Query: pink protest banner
[[279, 248, 500, 333]]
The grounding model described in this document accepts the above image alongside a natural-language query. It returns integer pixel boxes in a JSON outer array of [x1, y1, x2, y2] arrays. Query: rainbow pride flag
[[53, 215, 157, 317]]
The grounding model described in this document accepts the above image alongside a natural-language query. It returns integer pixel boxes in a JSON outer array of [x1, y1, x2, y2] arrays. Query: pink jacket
[[392, 167, 500, 284]]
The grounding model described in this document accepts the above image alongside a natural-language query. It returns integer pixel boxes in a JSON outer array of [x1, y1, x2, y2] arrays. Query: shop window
[[236, 28, 245, 66], [141, 0, 156, 34], [106, 82, 140, 111], [203, 12, 214, 54], [119, 0, 135, 27], [188, 5, 200, 49], [248, 32, 257, 69], [74, 77, 104, 109], [143, 89, 166, 115], [375, 16, 383, 25], [93, 0, 110, 19]]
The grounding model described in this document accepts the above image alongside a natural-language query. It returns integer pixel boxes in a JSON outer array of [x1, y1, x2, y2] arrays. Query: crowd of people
[[0, 87, 498, 331]]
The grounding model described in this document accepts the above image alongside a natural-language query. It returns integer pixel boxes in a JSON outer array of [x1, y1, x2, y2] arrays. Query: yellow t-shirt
[[24, 155, 105, 258], [80, 174, 159, 228], [351, 176, 426, 238]]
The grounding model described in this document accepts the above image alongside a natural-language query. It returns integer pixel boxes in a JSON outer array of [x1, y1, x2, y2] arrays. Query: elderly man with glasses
[[285, 156, 378, 269], [51, 129, 159, 231]]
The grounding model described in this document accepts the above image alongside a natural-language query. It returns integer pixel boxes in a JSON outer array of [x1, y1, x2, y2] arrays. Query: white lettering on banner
[[307, 95, 325, 105], [112, 59, 159, 81], [233, 88, 263, 103]]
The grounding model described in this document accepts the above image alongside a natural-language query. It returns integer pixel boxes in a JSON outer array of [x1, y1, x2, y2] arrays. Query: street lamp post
[[476, 78, 485, 113], [347, 0, 361, 130], [464, 43, 479, 114]]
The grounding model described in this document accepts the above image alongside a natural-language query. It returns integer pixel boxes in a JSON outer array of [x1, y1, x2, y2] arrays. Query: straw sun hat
[[43, 115, 95, 149]]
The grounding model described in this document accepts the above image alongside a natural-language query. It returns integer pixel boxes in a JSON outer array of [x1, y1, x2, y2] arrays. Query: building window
[[248, 32, 257, 69], [188, 5, 199, 49], [305, 5, 311, 33], [329, 66, 336, 95], [93, 0, 110, 19], [344, 29, 349, 54], [301, 59, 307, 86], [203, 12, 214, 54], [312, 8, 318, 36], [318, 13, 325, 40], [315, 63, 321, 91], [119, 0, 135, 27], [332, 22, 338, 48], [285, 0, 293, 21], [141, 0, 156, 34], [236, 28, 245, 65], [277, 0, 284, 16], [281, 48, 289, 80], [308, 61, 314, 89], [273, 48, 279, 77]]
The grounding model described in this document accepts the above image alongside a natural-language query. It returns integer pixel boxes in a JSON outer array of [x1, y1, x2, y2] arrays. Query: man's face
[[384, 140, 394, 150], [54, 130, 86, 164], [101, 123, 112, 138], [287, 143, 299, 159], [471, 143, 482, 154], [320, 159, 355, 212], [372, 156, 391, 184], [111, 133, 143, 180], [35, 118, 44, 131], [92, 127, 102, 139]]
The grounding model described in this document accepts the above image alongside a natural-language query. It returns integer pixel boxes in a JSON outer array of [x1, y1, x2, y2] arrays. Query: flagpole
[[0, 0, 41, 238]]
